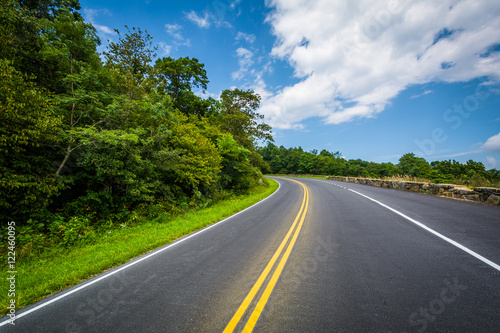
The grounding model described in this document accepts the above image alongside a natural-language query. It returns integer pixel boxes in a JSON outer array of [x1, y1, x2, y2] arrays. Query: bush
[[48, 215, 95, 247]]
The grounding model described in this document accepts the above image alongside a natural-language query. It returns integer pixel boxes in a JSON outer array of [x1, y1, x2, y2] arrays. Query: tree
[[0, 0, 45, 86], [103, 26, 157, 90], [214, 88, 273, 171], [216, 89, 272, 147], [154, 56, 213, 117], [217, 134, 256, 191], [430, 159, 463, 182], [488, 169, 500, 180], [165, 115, 222, 193], [19, 0, 82, 21], [377, 162, 398, 177], [154, 56, 208, 99], [0, 60, 64, 222], [259, 142, 284, 174], [39, 8, 110, 176], [398, 153, 431, 177]]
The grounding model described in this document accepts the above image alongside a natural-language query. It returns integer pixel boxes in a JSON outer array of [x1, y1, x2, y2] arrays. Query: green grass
[[0, 179, 279, 316]]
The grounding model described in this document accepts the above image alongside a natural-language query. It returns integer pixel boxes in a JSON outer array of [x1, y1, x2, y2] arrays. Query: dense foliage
[[259, 144, 500, 187], [0, 0, 273, 248]]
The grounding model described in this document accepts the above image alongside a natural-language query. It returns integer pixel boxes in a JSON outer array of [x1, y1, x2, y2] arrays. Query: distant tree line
[[0, 0, 273, 239], [259, 144, 500, 186]]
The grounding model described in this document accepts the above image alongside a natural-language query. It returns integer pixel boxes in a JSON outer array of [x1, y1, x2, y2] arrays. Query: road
[[2, 177, 499, 332]]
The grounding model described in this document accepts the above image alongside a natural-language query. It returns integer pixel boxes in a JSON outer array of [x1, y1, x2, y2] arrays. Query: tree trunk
[[55, 145, 72, 176]]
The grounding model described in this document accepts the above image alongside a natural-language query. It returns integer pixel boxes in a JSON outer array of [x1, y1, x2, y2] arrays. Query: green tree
[[217, 134, 257, 191], [38, 8, 110, 176], [217, 89, 272, 148], [377, 162, 398, 178], [215, 88, 273, 171], [155, 56, 208, 97], [103, 25, 157, 92], [259, 142, 284, 174], [398, 153, 431, 177], [488, 169, 500, 181], [19, 0, 81, 21], [0, 0, 45, 86], [154, 56, 213, 116], [0, 60, 64, 222]]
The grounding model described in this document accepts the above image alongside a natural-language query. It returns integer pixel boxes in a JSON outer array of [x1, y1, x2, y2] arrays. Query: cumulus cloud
[[260, 0, 500, 129], [482, 132, 500, 152]]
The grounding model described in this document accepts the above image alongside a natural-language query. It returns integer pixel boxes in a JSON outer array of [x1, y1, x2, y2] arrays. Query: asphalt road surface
[[2, 177, 499, 332]]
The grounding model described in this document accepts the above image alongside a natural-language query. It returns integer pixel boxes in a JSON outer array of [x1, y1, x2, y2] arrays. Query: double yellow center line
[[223, 179, 309, 332]]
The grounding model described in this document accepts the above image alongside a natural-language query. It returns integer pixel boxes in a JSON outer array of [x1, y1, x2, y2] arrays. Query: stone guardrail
[[326, 176, 500, 205]]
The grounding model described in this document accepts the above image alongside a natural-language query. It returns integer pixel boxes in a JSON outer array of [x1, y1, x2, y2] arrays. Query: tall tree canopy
[[155, 56, 208, 99], [154, 56, 212, 116], [217, 88, 273, 149], [103, 25, 156, 88]]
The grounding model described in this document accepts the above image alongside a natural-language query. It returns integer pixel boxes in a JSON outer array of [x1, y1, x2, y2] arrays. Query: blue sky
[[80, 0, 500, 168]]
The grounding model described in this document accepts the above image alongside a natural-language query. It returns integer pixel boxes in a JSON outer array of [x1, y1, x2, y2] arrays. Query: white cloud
[[185, 7, 235, 29], [163, 24, 191, 51], [83, 8, 109, 22], [443, 150, 482, 158], [157, 42, 173, 56], [410, 89, 433, 99], [185, 10, 211, 28], [83, 8, 115, 35], [230, 48, 275, 104], [236, 48, 253, 66], [482, 132, 500, 152], [94, 23, 115, 35], [165, 24, 183, 40], [486, 156, 497, 168], [236, 32, 256, 44], [260, 0, 500, 129], [232, 47, 254, 80]]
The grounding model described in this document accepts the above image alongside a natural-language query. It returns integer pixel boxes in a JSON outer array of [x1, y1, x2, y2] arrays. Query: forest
[[259, 143, 500, 187], [0, 0, 273, 247]]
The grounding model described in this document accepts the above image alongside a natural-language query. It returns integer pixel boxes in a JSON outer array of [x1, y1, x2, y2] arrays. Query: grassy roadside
[[0, 179, 279, 317]]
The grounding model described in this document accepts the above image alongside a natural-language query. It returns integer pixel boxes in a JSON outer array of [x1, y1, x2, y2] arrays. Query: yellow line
[[223, 179, 309, 333], [242, 182, 308, 332]]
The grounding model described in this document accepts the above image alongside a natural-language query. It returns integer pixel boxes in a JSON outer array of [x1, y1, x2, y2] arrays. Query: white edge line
[[0, 179, 282, 327], [348, 188, 500, 272]]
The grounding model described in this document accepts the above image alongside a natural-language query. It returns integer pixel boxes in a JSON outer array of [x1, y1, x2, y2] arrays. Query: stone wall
[[326, 176, 500, 205]]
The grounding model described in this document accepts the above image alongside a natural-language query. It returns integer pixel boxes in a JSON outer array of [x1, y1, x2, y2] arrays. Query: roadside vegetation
[[0, 0, 276, 314], [259, 145, 500, 188]]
